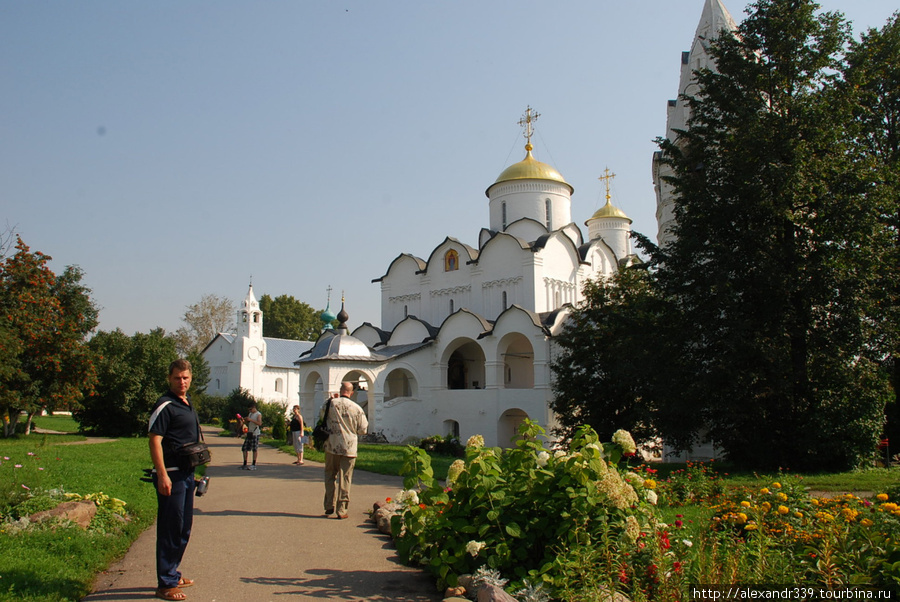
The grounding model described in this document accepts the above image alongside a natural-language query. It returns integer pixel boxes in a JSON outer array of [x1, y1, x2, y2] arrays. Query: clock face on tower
[[248, 346, 260, 360]]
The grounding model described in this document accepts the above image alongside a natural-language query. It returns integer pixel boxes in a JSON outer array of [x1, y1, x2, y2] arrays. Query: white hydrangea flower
[[447, 459, 466, 485], [466, 434, 485, 449], [682, 539, 693, 548], [553, 449, 567, 459], [466, 540, 486, 557], [399, 489, 419, 505], [611, 429, 637, 455], [536, 451, 550, 467], [585, 443, 601, 452], [647, 490, 658, 505]]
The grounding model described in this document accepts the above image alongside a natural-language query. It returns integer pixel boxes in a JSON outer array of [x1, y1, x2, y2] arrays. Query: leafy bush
[[659, 460, 727, 506], [418, 434, 464, 457], [271, 412, 287, 441], [195, 394, 227, 424], [392, 422, 660, 593]]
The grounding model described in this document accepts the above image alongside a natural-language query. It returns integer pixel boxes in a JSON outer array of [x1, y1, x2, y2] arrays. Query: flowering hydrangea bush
[[391, 421, 660, 592]]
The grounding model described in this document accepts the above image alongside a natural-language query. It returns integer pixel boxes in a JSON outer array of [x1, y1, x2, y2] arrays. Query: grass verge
[[0, 434, 157, 602]]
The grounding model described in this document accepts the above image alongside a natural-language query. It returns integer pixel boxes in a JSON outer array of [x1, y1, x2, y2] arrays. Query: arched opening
[[446, 340, 486, 390], [497, 408, 529, 448], [384, 368, 417, 401], [275, 378, 283, 393], [443, 419, 460, 440], [338, 370, 371, 416], [499, 333, 534, 389]]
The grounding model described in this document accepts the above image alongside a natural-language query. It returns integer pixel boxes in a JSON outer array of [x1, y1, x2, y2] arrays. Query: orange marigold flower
[[876, 493, 889, 502]]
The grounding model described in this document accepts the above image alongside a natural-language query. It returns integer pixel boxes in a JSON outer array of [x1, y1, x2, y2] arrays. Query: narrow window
[[502, 291, 508, 310], [450, 299, 454, 313], [502, 201, 507, 230], [545, 198, 552, 229], [404, 304, 408, 317]]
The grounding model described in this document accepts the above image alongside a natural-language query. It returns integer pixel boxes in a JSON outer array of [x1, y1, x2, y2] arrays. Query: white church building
[[203, 0, 735, 452], [202, 285, 314, 406], [293, 106, 637, 447]]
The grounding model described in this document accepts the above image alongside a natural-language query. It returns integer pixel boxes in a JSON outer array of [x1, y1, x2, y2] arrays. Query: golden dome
[[487, 145, 573, 195], [588, 200, 632, 223]]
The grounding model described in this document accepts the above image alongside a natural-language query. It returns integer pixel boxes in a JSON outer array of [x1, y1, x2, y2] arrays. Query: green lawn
[[31, 414, 80, 434]]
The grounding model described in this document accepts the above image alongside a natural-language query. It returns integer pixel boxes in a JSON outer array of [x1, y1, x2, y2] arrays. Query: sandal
[[155, 587, 186, 601], [178, 577, 194, 588]]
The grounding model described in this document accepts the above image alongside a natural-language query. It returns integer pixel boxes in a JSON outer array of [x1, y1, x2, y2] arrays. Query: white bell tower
[[235, 283, 266, 375]]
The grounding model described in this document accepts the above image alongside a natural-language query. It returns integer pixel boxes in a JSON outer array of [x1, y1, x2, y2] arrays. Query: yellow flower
[[794, 511, 804, 519], [644, 479, 657, 490], [777, 492, 788, 501], [811, 498, 820, 506], [876, 493, 889, 502], [777, 505, 790, 515], [861, 518, 874, 527], [744, 523, 759, 531], [761, 502, 771, 512], [760, 488, 770, 495], [772, 482, 782, 489], [736, 512, 748, 524], [882, 503, 899, 512], [740, 501, 751, 508], [841, 508, 859, 521]]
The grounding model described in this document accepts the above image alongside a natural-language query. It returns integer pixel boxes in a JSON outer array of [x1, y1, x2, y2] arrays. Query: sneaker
[[248, 465, 257, 471], [241, 465, 249, 470]]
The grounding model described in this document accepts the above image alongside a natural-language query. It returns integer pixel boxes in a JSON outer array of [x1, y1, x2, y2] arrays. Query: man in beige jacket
[[321, 381, 369, 519]]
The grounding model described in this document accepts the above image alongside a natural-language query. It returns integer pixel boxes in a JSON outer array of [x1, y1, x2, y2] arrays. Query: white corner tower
[[486, 106, 573, 234], [653, 0, 737, 248]]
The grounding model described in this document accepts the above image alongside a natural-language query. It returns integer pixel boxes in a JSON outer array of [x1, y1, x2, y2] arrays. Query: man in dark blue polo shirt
[[148, 359, 199, 601]]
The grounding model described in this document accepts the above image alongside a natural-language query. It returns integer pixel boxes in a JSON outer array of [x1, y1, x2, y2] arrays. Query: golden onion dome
[[487, 144, 573, 196], [587, 200, 632, 224]]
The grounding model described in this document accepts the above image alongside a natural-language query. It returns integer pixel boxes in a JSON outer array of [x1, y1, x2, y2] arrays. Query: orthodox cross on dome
[[517, 105, 540, 151], [598, 167, 616, 204], [325, 284, 332, 305]]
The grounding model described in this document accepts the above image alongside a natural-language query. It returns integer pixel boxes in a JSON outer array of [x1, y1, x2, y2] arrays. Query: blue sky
[[2, 1, 897, 336]]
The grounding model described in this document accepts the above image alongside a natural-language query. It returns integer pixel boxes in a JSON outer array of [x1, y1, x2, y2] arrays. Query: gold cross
[[517, 106, 540, 147], [598, 167, 616, 203]]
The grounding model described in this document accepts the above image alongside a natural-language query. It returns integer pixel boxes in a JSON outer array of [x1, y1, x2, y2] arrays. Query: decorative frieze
[[483, 276, 522, 289], [389, 293, 421, 303], [430, 285, 471, 297]]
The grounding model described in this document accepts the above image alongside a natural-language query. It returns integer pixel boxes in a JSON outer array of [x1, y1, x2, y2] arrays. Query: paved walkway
[[83, 427, 441, 602]]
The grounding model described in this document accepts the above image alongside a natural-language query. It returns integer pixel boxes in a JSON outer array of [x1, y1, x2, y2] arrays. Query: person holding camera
[[241, 404, 262, 470], [148, 359, 200, 601]]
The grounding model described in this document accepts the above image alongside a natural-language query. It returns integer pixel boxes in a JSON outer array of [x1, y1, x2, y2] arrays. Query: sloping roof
[[264, 337, 315, 368], [295, 330, 431, 364], [200, 332, 235, 355]]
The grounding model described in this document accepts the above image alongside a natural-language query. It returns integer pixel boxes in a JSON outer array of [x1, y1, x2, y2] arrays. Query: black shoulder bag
[[312, 399, 332, 452]]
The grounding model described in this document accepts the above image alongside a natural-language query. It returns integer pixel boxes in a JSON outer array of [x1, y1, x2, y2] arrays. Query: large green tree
[[652, 0, 891, 470], [77, 328, 178, 436], [843, 12, 900, 456], [550, 265, 696, 452], [259, 294, 322, 341], [0, 237, 98, 437]]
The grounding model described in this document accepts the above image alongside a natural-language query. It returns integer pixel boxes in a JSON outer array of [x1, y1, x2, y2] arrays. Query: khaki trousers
[[324, 453, 356, 516]]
